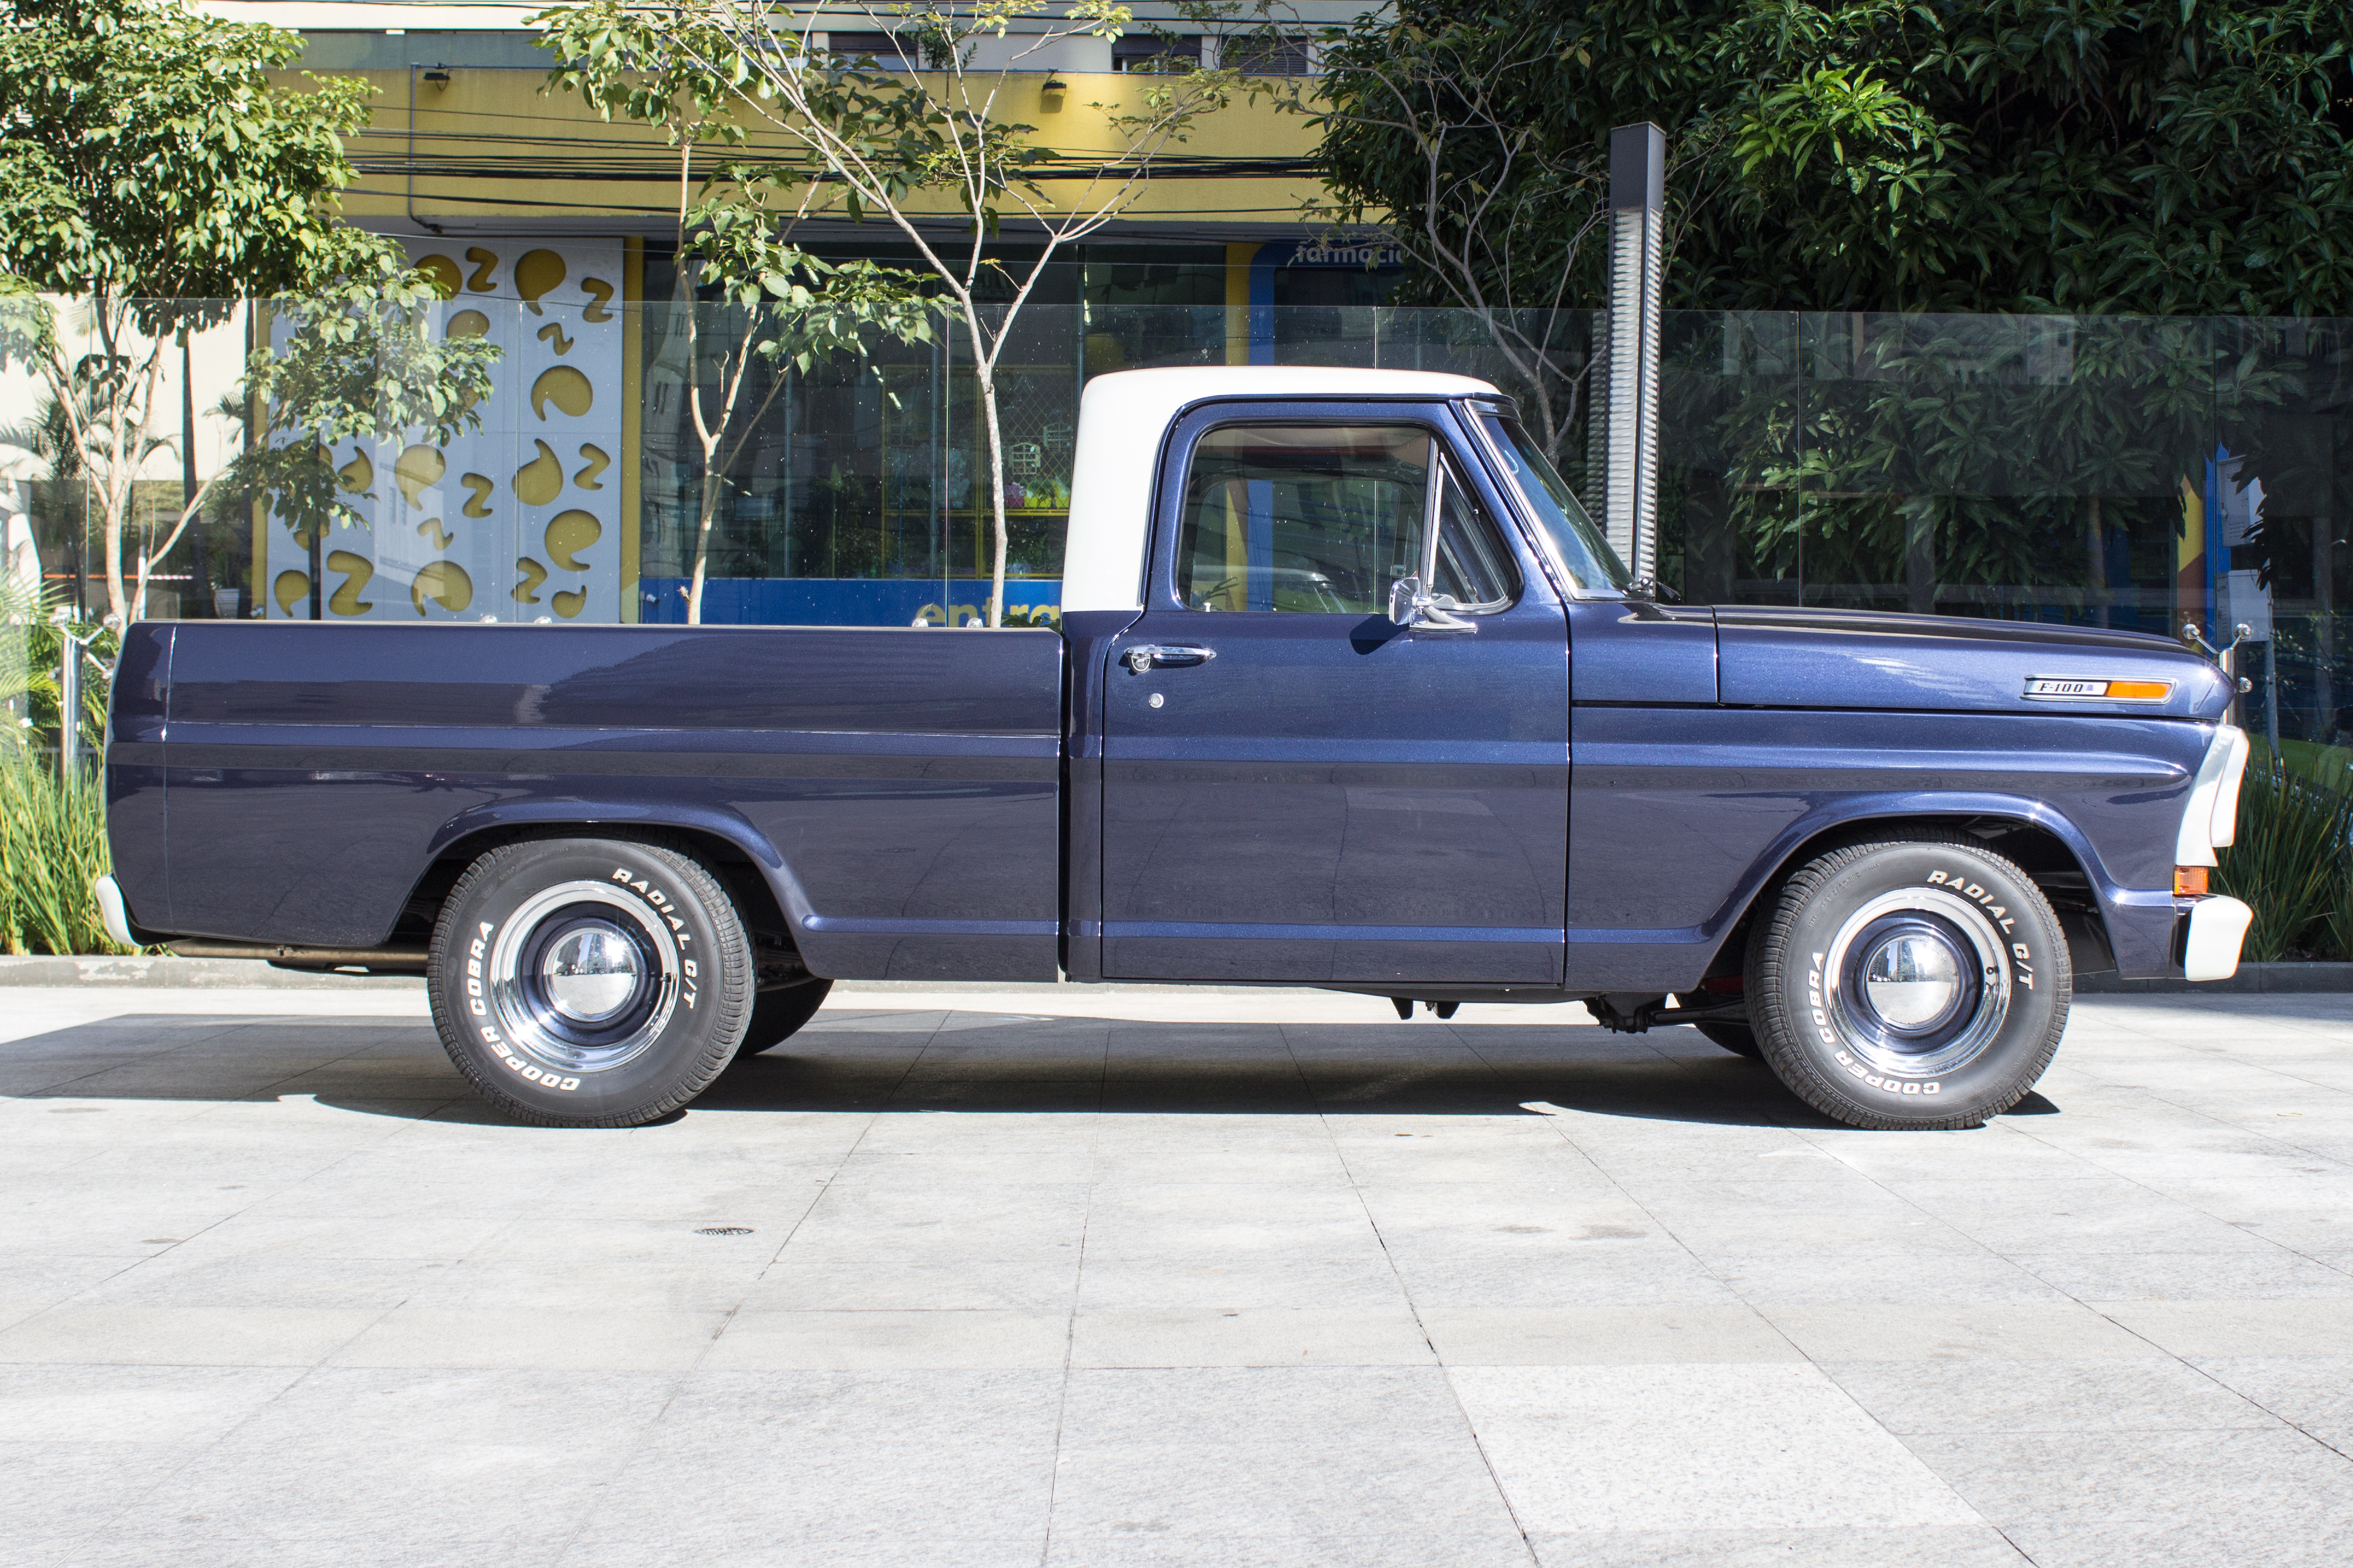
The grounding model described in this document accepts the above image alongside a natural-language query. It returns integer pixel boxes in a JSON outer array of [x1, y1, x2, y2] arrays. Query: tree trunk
[[181, 331, 210, 611], [103, 479, 127, 625], [687, 450, 724, 625], [971, 315, 1008, 629]]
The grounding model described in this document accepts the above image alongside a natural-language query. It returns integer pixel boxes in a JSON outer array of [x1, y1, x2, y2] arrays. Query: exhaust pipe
[[165, 940, 431, 976]]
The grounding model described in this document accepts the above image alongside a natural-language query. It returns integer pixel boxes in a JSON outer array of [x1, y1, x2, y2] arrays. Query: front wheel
[[1748, 832, 2069, 1130], [427, 837, 753, 1127]]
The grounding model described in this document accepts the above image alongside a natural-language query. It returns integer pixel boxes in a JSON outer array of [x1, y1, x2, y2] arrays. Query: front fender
[[1567, 705, 2205, 990]]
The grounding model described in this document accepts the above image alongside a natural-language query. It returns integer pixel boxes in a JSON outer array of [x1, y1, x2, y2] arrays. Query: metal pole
[[1604, 122, 1666, 584], [56, 623, 79, 780], [2266, 637, 2279, 754]]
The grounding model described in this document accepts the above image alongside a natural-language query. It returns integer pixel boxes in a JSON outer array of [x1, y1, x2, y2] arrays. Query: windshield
[[1477, 412, 1628, 592]]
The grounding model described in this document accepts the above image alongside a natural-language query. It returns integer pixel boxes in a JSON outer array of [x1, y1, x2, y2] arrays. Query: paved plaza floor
[[1, 982, 2349, 1567]]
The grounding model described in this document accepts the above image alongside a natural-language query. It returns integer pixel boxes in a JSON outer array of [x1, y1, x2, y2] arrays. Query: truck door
[[1098, 400, 1568, 985]]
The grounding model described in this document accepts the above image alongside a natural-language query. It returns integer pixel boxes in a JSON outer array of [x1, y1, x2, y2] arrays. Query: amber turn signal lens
[[2108, 680, 2171, 701], [2174, 866, 2209, 897]]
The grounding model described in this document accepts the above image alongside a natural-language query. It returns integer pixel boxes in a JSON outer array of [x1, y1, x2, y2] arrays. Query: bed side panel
[[160, 624, 1063, 978]]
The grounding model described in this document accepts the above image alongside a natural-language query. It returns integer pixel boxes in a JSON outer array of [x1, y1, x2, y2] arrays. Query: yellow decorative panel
[[264, 239, 627, 622]]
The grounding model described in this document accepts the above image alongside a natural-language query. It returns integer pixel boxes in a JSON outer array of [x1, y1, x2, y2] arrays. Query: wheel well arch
[[389, 822, 797, 950], [1699, 812, 2103, 984]]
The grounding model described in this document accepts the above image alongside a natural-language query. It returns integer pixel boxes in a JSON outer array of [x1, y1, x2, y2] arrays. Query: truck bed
[[107, 623, 1066, 980]]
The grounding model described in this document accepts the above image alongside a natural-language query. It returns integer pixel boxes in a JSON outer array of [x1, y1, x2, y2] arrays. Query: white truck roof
[[1061, 366, 1503, 614]]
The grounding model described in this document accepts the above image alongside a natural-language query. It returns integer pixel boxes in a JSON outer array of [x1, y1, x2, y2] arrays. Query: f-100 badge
[[2024, 676, 2171, 701]]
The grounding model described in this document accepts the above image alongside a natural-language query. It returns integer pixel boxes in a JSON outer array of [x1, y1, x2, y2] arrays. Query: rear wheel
[[1748, 831, 2068, 1130], [427, 837, 753, 1127]]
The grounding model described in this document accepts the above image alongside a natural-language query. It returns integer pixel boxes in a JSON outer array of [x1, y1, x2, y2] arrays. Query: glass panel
[[1658, 311, 1799, 605], [1175, 424, 1431, 613], [1786, 312, 2212, 623], [1431, 461, 1519, 609]]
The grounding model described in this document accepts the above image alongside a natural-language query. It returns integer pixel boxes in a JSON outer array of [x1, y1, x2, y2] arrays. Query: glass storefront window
[[109, 272, 2352, 749]]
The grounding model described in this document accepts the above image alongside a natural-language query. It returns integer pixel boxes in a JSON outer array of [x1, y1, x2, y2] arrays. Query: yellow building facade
[[216, 4, 1398, 625]]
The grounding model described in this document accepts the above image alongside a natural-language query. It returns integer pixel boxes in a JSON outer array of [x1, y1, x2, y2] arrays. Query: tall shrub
[[0, 754, 123, 955], [2211, 753, 2348, 961]]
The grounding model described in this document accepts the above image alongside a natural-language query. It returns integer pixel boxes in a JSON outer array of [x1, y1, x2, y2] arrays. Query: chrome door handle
[[1122, 644, 1216, 672]]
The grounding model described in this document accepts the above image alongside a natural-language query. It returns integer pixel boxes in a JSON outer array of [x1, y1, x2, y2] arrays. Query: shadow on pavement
[[0, 1009, 1977, 1130]]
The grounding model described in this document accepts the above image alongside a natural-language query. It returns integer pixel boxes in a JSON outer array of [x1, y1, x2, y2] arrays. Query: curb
[[0, 957, 1294, 996], [0, 956, 424, 990], [2078, 962, 2353, 995]]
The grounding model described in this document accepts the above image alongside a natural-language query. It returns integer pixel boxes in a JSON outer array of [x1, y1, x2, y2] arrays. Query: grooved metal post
[[1603, 122, 1666, 583], [57, 622, 79, 781]]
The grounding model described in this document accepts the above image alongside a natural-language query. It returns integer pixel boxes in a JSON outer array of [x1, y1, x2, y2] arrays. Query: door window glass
[[1175, 424, 1516, 613]]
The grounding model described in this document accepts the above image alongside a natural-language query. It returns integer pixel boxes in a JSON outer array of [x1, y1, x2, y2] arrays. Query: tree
[[532, 1, 939, 625], [677, 0, 1246, 627], [1286, 11, 1625, 462], [234, 262, 504, 621], [0, 0, 393, 624], [1306, 2, 2352, 626], [1309, 1, 2353, 321]]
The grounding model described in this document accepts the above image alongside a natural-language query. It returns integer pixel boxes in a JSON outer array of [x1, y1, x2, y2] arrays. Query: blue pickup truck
[[98, 366, 2253, 1132]]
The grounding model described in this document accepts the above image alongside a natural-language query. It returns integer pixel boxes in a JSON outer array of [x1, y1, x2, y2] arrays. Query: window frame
[[1151, 400, 1534, 620]]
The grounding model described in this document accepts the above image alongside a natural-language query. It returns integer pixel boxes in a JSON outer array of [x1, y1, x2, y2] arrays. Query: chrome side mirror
[[1388, 575, 1423, 626], [1388, 574, 1477, 635]]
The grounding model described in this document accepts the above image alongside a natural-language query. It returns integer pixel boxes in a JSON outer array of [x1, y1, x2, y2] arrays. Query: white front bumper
[[2184, 895, 2254, 982]]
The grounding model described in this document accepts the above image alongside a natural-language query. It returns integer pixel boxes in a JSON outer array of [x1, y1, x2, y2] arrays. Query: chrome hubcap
[[484, 883, 681, 1077], [1860, 930, 1965, 1032], [1821, 889, 2011, 1078], [541, 924, 643, 1022]]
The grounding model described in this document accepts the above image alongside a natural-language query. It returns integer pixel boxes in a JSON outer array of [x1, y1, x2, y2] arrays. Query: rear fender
[[416, 798, 818, 943]]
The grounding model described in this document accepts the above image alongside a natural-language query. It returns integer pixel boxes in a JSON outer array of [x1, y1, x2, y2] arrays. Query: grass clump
[[0, 753, 127, 956], [2211, 752, 2353, 961]]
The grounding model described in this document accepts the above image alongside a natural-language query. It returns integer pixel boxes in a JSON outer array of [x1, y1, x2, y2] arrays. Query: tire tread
[[426, 837, 753, 1127], [1746, 830, 2070, 1130]]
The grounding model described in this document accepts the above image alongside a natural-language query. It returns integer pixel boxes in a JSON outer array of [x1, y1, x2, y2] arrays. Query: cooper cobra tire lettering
[[427, 837, 753, 1127], [1748, 831, 2070, 1131]]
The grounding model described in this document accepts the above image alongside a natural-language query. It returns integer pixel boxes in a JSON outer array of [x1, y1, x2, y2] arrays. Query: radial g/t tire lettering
[[427, 837, 753, 1127], [1746, 831, 2070, 1130]]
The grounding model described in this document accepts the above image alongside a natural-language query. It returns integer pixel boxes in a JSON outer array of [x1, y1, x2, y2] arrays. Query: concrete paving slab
[[0, 1305, 384, 1367], [2090, 1298, 2353, 1357], [703, 1308, 1073, 1371], [1762, 1302, 2167, 1362], [1902, 1426, 2353, 1528], [1821, 1356, 2282, 1435], [1, 983, 2349, 1566], [1522, 1525, 2031, 1567], [1450, 1361, 1983, 1531], [1069, 1305, 1435, 1367], [1418, 1305, 1798, 1366]]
